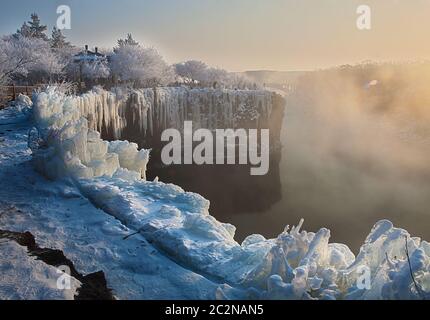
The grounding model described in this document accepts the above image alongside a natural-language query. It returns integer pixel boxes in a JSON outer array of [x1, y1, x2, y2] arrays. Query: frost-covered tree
[[5, 14, 67, 83], [81, 60, 111, 79], [206, 67, 230, 87], [116, 33, 139, 49], [55, 45, 79, 71], [0, 41, 12, 85], [50, 27, 70, 49], [16, 13, 48, 41], [64, 47, 112, 86], [111, 44, 174, 86], [15, 22, 32, 39], [0, 35, 64, 85], [174, 60, 209, 83], [174, 60, 257, 89], [0, 35, 39, 84]]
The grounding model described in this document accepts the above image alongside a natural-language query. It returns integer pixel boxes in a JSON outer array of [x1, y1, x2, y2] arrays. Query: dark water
[[227, 94, 430, 253]]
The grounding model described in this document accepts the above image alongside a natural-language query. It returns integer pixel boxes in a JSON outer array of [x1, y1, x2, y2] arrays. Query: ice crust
[[28, 87, 430, 299]]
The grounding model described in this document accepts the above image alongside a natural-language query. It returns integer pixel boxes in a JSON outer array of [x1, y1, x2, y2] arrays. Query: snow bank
[[28, 87, 430, 300]]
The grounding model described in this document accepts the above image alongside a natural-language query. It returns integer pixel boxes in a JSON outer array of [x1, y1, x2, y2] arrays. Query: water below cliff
[[228, 93, 430, 253]]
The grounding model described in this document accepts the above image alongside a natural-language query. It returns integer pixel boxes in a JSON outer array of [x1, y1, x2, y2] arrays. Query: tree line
[[0, 14, 257, 91]]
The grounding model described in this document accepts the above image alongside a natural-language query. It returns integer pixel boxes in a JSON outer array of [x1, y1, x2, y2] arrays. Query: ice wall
[[28, 87, 430, 300], [30, 85, 274, 181], [74, 86, 274, 140]]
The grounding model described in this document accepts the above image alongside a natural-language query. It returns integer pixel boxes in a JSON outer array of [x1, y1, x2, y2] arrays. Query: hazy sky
[[1, 0, 430, 71]]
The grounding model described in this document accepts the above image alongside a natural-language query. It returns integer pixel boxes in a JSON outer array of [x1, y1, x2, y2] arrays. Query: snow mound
[[27, 87, 430, 299]]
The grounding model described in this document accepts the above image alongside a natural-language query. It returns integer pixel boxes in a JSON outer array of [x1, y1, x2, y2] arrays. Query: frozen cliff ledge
[[33, 86, 284, 216], [65, 86, 280, 142], [31, 86, 282, 181], [26, 87, 430, 299]]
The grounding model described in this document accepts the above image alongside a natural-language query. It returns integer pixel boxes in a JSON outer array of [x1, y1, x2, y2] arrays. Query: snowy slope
[[0, 99, 221, 300], [1, 89, 430, 300], [0, 240, 80, 300]]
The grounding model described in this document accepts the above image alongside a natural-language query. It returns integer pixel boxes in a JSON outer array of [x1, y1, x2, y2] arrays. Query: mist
[[230, 63, 430, 253]]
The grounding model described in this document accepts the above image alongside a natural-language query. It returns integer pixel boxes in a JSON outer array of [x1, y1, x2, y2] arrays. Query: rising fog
[[231, 63, 430, 252]]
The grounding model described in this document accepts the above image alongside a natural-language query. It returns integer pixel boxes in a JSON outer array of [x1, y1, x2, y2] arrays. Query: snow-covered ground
[[0, 97, 220, 300], [1, 88, 430, 300], [0, 240, 80, 300]]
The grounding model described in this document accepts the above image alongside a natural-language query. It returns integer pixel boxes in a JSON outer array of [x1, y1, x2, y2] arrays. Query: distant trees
[[116, 33, 139, 48], [0, 36, 34, 85], [174, 60, 257, 89], [174, 60, 209, 84], [0, 35, 64, 85], [0, 14, 69, 85], [1, 15, 259, 91], [15, 13, 48, 41], [50, 27, 70, 49], [50, 27, 76, 82], [111, 42, 174, 87], [81, 60, 111, 80]]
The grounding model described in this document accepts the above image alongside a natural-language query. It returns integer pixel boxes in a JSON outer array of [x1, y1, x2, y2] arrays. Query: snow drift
[[27, 87, 430, 300]]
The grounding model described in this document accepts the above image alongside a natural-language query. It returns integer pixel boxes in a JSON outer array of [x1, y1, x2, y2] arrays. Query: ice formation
[[27, 87, 430, 300], [32, 87, 149, 180], [74, 86, 273, 139]]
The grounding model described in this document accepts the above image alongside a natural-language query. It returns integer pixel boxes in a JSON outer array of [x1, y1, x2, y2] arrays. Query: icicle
[[62, 86, 274, 144]]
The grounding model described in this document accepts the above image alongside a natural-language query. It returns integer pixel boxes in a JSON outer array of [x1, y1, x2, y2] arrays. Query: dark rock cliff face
[[88, 87, 285, 232]]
